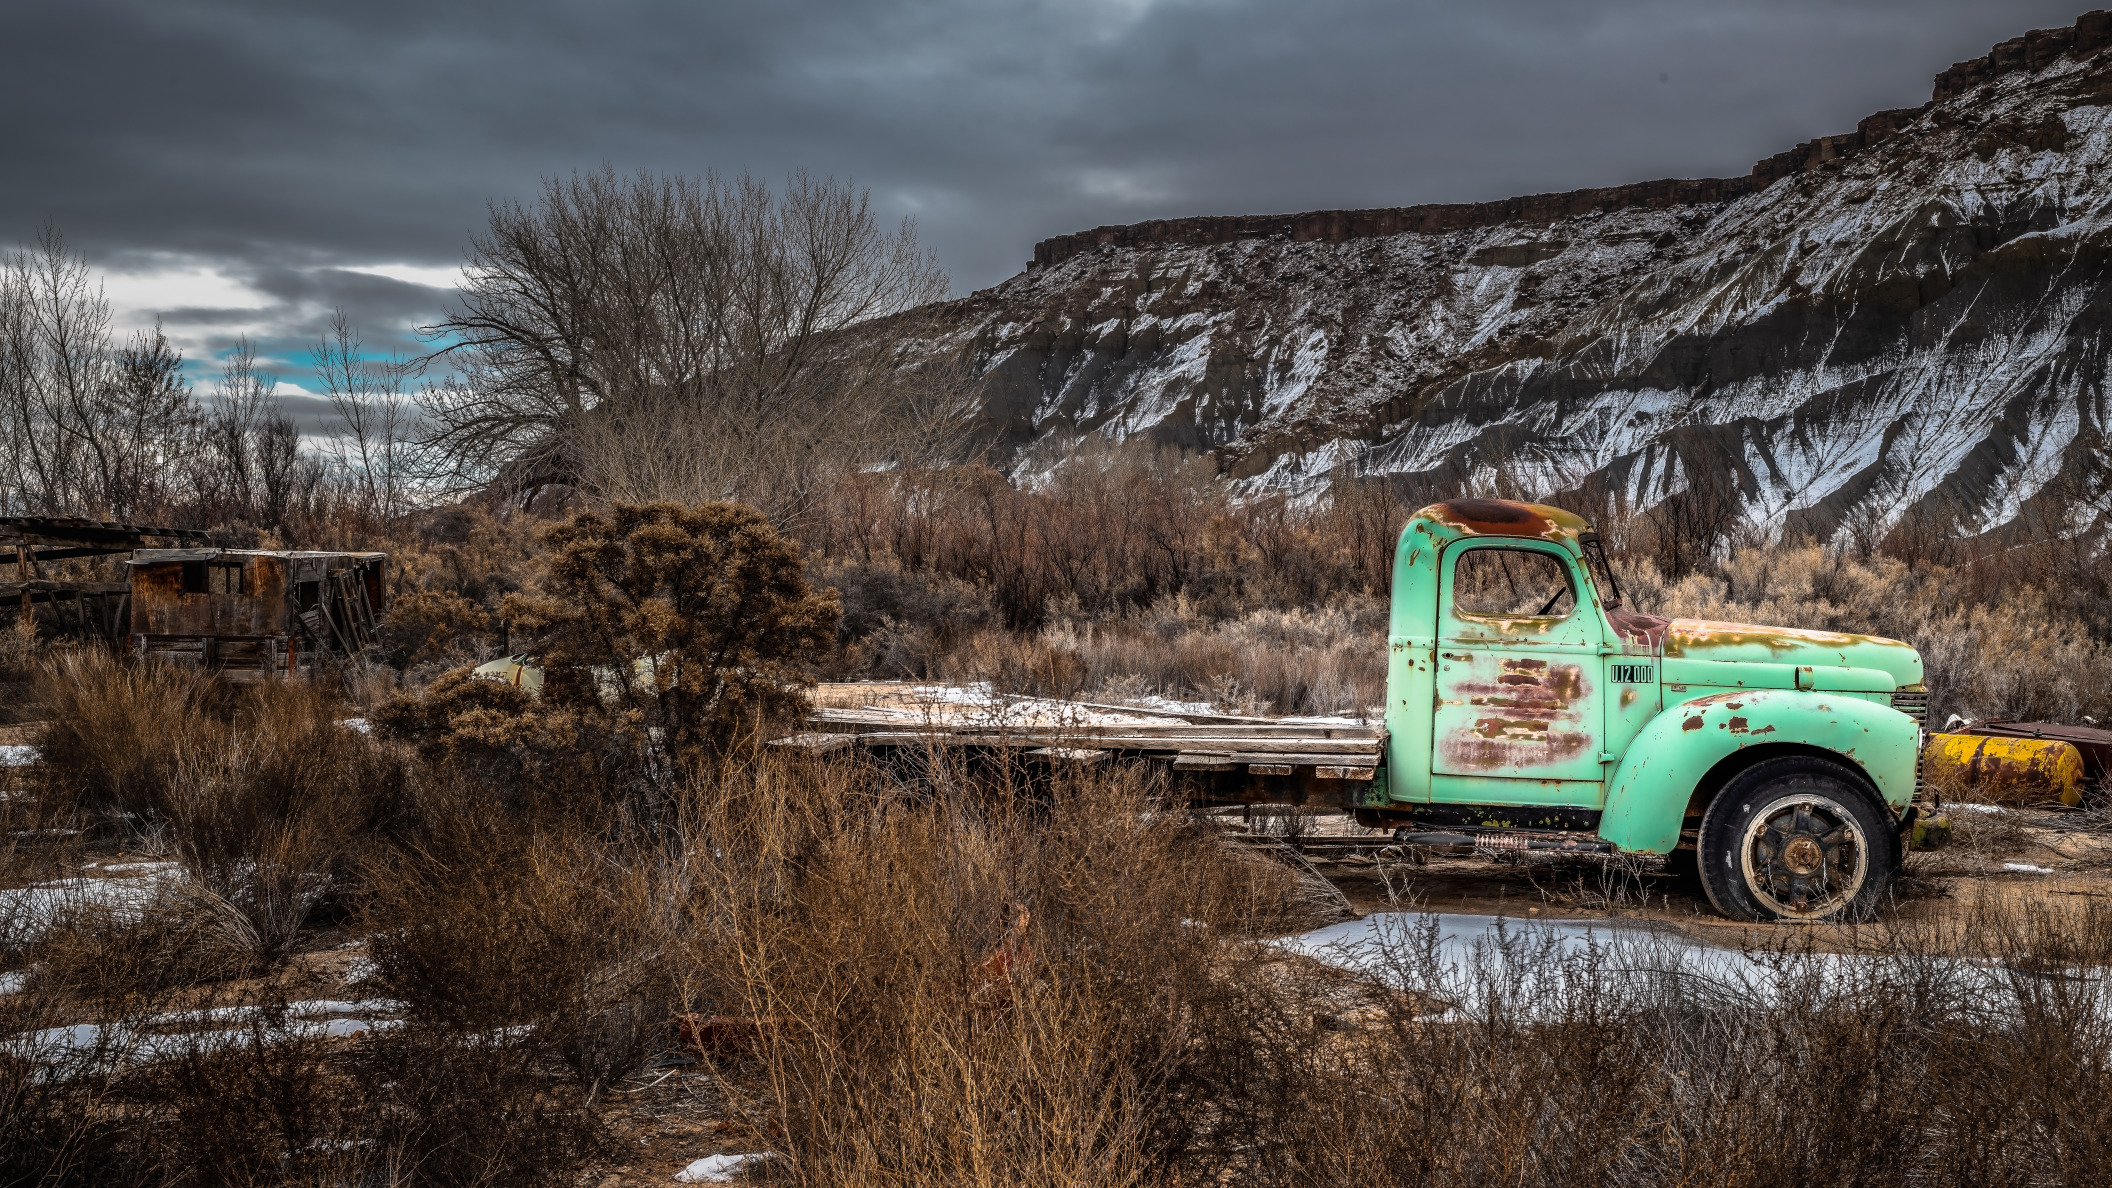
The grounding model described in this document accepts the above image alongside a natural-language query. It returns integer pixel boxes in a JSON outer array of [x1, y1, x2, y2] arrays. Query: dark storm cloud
[[0, 0, 2090, 387]]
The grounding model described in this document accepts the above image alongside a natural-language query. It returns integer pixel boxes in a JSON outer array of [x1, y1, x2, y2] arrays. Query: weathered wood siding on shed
[[130, 556, 293, 637]]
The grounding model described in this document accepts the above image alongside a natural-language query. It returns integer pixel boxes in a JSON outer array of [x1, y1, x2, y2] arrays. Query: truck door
[[1431, 541, 1606, 785]]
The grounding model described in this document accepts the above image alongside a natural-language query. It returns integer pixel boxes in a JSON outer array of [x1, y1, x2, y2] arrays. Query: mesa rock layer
[[914, 11, 2112, 542]]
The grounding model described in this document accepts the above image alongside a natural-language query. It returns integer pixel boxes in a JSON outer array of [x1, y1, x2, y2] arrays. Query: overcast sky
[[0, 0, 2088, 410]]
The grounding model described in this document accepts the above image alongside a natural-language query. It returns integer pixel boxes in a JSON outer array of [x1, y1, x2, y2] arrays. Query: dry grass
[[671, 754, 1311, 1187], [920, 603, 1388, 716], [8, 636, 2112, 1185]]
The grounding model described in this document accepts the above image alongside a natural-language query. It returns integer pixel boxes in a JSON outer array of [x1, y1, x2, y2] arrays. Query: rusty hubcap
[[1780, 835, 1824, 875], [1740, 796, 1866, 918]]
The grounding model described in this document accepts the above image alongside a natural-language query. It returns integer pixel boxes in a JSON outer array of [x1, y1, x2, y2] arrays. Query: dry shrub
[[358, 780, 677, 1103], [334, 1025, 603, 1186], [380, 586, 497, 669], [677, 754, 1310, 1187], [505, 502, 840, 762], [5, 885, 606, 1188], [936, 604, 1386, 717], [1228, 900, 2112, 1186], [28, 653, 406, 964], [31, 650, 223, 827], [24, 893, 247, 1003], [370, 666, 612, 817], [161, 682, 407, 963], [819, 556, 995, 677]]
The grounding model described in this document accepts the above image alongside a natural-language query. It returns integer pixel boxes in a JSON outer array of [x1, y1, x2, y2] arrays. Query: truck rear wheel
[[1697, 755, 1896, 923]]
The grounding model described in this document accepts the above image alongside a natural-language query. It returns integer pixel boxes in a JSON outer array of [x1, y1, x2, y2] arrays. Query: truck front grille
[[1891, 688, 1929, 726]]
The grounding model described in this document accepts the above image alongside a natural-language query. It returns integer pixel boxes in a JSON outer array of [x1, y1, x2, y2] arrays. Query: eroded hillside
[[924, 13, 2112, 542]]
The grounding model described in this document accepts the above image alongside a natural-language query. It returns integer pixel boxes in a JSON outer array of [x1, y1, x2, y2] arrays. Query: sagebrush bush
[[370, 665, 611, 818], [379, 586, 497, 669], [32, 650, 224, 827]]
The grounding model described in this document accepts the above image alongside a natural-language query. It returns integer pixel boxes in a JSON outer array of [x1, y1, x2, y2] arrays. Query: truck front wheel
[[1697, 755, 1896, 922]]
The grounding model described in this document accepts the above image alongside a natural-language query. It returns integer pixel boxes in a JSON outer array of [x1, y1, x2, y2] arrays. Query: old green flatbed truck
[[1364, 497, 1932, 922], [808, 497, 1940, 924]]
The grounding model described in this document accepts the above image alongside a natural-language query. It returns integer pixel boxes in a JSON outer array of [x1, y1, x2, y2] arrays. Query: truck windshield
[[1581, 535, 1624, 609]]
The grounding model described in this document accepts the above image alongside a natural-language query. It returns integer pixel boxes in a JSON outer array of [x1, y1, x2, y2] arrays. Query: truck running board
[[1392, 828, 1615, 854]]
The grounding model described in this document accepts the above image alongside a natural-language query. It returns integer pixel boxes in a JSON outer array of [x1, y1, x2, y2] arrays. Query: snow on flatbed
[[792, 682, 1384, 775]]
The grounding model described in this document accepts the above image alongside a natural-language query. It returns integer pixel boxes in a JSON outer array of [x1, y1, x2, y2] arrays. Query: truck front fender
[[1597, 689, 1918, 854]]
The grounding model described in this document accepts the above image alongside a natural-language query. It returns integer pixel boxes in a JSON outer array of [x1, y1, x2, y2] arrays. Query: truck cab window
[[1452, 546, 1574, 617]]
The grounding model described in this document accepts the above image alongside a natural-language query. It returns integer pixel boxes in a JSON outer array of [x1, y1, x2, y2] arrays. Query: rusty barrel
[[1924, 733, 2085, 807]]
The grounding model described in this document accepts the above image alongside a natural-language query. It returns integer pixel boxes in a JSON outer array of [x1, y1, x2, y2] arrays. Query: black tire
[[1697, 755, 1897, 923], [1661, 846, 1705, 899]]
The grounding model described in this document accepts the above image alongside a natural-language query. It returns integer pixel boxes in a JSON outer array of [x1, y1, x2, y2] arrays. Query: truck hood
[[1662, 619, 1923, 688]]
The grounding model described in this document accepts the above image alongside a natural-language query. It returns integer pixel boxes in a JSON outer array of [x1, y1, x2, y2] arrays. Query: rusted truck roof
[[1412, 499, 1592, 543]]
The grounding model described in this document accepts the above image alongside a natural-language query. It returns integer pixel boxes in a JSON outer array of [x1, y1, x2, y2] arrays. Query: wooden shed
[[127, 549, 387, 679]]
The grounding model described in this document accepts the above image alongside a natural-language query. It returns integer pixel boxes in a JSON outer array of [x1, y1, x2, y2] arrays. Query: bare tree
[[104, 326, 201, 519], [419, 167, 966, 524], [0, 228, 205, 520], [313, 308, 418, 527], [0, 227, 116, 514], [190, 338, 313, 533]]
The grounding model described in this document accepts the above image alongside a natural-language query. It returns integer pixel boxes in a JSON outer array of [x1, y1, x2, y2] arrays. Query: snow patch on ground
[[1275, 911, 2107, 1015], [842, 683, 1190, 729], [675, 1154, 768, 1183], [14, 999, 408, 1079], [0, 864, 183, 949]]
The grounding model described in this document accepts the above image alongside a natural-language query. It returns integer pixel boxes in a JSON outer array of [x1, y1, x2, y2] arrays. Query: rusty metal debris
[[1924, 732, 2086, 807], [127, 549, 388, 680], [1944, 720, 2112, 803]]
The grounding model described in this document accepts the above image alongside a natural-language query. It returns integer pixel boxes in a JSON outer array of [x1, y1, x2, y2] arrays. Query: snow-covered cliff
[[927, 12, 2112, 542]]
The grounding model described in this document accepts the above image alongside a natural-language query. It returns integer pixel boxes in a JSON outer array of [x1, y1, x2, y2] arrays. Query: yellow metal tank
[[1924, 733, 2085, 807]]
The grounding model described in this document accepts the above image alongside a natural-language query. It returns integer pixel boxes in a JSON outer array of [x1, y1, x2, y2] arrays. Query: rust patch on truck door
[[1435, 653, 1597, 777]]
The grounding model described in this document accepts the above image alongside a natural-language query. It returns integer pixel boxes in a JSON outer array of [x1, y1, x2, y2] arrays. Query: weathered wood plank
[[1220, 752, 1380, 767], [1081, 735, 1381, 753], [1028, 747, 1109, 764], [768, 732, 856, 754], [809, 708, 1379, 740]]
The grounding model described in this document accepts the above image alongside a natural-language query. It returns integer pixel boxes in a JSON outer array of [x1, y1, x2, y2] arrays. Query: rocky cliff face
[[924, 11, 2112, 542]]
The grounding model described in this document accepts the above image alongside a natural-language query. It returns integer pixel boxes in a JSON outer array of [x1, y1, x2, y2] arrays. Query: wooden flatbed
[[778, 700, 1387, 807]]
